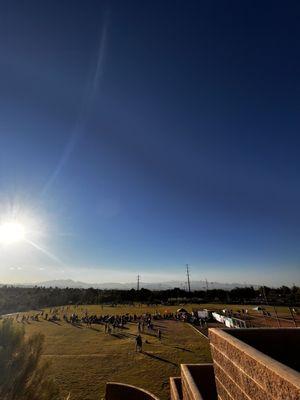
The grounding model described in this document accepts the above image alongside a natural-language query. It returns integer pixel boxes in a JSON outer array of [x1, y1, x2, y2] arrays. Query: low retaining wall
[[105, 382, 160, 400], [181, 364, 217, 400], [170, 377, 182, 400]]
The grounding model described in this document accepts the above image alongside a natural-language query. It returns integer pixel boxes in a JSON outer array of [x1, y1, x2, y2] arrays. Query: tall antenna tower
[[205, 278, 209, 292], [137, 275, 140, 291], [186, 264, 191, 292]]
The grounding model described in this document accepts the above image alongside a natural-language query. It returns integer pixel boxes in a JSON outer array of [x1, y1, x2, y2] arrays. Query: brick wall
[[209, 328, 300, 400]]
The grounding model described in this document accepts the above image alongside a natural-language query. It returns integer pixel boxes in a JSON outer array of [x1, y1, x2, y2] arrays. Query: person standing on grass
[[135, 334, 143, 352], [157, 329, 162, 340]]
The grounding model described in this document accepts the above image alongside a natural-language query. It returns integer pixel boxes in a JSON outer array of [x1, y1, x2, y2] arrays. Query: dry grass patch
[[24, 305, 211, 400]]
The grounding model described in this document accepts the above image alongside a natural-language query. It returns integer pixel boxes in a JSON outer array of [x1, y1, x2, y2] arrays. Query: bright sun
[[0, 222, 26, 245]]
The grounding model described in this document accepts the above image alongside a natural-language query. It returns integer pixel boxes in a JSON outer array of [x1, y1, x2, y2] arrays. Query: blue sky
[[0, 1, 299, 286]]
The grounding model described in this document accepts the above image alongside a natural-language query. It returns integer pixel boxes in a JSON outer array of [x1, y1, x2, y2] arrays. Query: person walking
[[135, 334, 143, 352]]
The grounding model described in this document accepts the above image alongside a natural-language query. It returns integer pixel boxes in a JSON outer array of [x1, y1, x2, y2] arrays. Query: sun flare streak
[[25, 239, 64, 266]]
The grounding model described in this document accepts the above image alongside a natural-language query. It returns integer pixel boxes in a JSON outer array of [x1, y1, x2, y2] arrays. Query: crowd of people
[[4, 306, 172, 350]]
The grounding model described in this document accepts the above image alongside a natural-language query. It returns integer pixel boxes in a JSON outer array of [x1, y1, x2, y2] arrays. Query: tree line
[[0, 285, 299, 315]]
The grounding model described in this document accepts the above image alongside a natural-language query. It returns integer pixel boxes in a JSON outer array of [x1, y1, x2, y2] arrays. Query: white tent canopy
[[177, 308, 188, 313]]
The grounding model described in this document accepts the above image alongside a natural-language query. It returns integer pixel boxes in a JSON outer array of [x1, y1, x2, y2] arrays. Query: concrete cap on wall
[[105, 382, 160, 400]]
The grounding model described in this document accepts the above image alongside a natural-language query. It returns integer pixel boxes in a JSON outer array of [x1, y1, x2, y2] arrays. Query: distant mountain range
[[4, 279, 258, 290]]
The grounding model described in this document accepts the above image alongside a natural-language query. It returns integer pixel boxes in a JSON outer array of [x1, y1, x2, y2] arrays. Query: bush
[[0, 319, 61, 400]]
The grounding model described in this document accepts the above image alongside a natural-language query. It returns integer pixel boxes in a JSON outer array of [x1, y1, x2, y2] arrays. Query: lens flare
[[0, 222, 26, 245]]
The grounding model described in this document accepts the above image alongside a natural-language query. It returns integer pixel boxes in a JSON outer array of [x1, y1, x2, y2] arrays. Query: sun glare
[[0, 222, 26, 245]]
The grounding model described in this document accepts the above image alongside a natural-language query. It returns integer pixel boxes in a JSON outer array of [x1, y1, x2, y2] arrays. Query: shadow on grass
[[153, 323, 168, 329], [111, 330, 136, 337], [124, 332, 137, 337], [119, 326, 130, 330], [48, 320, 62, 326], [173, 345, 193, 352], [139, 330, 160, 338], [90, 327, 102, 332], [110, 332, 130, 339], [143, 351, 177, 366], [70, 323, 83, 329]]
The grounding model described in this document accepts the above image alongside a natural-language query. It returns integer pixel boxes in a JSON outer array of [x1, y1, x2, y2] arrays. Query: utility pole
[[261, 286, 280, 327], [272, 305, 281, 327], [289, 307, 297, 327], [186, 264, 191, 293], [137, 275, 140, 291]]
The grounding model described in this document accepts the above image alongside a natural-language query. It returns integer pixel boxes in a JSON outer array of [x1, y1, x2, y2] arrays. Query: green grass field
[[17, 302, 298, 399], [23, 304, 211, 400]]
